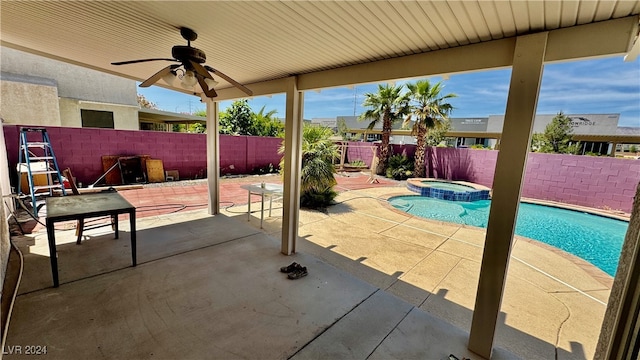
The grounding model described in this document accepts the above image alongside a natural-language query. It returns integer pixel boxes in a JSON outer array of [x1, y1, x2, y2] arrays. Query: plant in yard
[[253, 106, 284, 137], [404, 80, 456, 177], [534, 112, 580, 154], [348, 159, 366, 167], [359, 84, 411, 175], [425, 118, 453, 147], [219, 99, 254, 135], [279, 126, 339, 208], [386, 153, 414, 180], [336, 117, 350, 140]]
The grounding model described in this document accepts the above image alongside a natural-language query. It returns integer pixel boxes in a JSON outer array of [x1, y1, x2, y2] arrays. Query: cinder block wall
[[343, 141, 417, 166], [427, 147, 640, 213], [3, 128, 638, 212], [2, 125, 283, 186]]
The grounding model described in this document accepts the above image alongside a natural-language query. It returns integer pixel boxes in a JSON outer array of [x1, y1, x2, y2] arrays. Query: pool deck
[[8, 173, 622, 359], [222, 175, 616, 359]]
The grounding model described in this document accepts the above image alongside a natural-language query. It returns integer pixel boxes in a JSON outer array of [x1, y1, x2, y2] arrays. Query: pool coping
[[406, 178, 491, 191], [380, 191, 616, 289]]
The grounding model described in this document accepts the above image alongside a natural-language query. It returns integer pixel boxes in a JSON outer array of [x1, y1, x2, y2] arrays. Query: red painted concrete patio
[[119, 173, 400, 219]]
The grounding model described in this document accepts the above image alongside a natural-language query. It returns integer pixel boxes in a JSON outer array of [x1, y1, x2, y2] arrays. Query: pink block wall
[[343, 141, 416, 167], [3, 125, 283, 186], [4, 126, 637, 212], [427, 147, 640, 213]]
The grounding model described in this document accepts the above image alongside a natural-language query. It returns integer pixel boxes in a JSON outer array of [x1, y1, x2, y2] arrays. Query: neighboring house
[[337, 115, 411, 143], [342, 112, 640, 155], [0, 47, 200, 131]]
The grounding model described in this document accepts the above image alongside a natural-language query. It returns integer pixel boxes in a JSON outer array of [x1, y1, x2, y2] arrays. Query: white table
[[239, 183, 284, 228]]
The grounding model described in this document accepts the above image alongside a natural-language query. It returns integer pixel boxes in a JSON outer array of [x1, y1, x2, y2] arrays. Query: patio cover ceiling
[[1, 1, 639, 101]]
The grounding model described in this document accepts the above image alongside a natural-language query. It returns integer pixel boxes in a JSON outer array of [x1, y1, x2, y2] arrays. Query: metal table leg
[[130, 210, 136, 266], [46, 218, 59, 287], [247, 190, 251, 222], [260, 192, 265, 228]]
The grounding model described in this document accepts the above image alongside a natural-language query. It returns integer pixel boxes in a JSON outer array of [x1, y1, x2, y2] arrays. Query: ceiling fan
[[111, 27, 252, 99]]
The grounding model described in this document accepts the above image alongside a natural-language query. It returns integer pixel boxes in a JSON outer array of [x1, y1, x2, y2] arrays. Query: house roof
[[138, 108, 205, 124], [1, 1, 638, 101]]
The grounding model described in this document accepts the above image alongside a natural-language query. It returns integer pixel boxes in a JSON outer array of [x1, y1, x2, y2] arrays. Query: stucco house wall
[[1, 47, 139, 130], [0, 123, 12, 310], [0, 74, 61, 126], [58, 98, 139, 130]]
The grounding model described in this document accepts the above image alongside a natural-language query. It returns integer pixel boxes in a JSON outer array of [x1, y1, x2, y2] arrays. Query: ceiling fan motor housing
[[172, 45, 206, 63]]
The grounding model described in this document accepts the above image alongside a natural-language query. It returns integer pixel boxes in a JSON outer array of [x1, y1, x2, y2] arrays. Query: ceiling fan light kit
[[180, 70, 198, 89], [111, 27, 252, 99]]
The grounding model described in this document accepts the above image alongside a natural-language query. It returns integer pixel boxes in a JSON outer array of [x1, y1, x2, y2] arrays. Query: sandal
[[280, 262, 302, 273], [287, 266, 308, 280]]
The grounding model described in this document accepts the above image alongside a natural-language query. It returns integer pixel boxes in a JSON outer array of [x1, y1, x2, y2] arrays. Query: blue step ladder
[[17, 127, 66, 217]]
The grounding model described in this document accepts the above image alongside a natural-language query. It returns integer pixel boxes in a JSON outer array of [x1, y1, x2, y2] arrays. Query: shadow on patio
[[5, 191, 594, 359]]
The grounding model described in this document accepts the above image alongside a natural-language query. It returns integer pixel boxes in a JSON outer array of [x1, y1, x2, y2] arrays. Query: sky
[[138, 56, 640, 127]]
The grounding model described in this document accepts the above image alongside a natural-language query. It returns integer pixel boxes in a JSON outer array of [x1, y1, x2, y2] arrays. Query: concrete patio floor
[[7, 210, 518, 360], [219, 177, 614, 360], [5, 173, 616, 359]]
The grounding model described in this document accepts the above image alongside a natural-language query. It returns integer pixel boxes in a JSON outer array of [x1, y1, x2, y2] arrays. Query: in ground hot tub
[[406, 178, 490, 202]]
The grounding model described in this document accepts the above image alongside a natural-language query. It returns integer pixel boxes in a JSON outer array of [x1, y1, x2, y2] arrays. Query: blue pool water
[[389, 196, 629, 276]]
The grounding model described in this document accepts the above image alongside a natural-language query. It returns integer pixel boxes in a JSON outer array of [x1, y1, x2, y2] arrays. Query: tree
[[253, 106, 284, 137], [278, 126, 339, 208], [532, 112, 580, 154], [359, 84, 411, 174], [336, 117, 350, 140], [425, 118, 453, 147], [404, 80, 456, 177], [189, 123, 206, 133], [219, 99, 254, 135], [137, 94, 158, 109]]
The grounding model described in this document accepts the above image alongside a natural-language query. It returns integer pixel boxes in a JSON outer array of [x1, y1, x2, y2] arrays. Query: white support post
[[206, 100, 220, 215], [281, 77, 304, 255], [468, 32, 548, 358]]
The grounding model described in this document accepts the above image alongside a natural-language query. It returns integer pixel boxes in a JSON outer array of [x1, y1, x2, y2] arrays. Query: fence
[[3, 126, 637, 212], [426, 147, 639, 213], [2, 125, 282, 186]]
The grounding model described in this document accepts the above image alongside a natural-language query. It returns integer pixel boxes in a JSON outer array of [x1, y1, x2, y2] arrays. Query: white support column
[[206, 100, 220, 215], [281, 77, 304, 255], [468, 32, 548, 358]]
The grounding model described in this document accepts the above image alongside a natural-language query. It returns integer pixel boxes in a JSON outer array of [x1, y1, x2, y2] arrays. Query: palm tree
[[253, 106, 284, 137], [405, 80, 456, 178], [359, 84, 411, 174], [279, 126, 339, 208]]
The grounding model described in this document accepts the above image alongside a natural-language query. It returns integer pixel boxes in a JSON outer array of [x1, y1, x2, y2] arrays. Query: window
[[81, 109, 114, 129]]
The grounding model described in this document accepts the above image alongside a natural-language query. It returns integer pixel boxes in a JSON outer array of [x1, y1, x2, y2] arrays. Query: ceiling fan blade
[[196, 75, 218, 98], [204, 65, 253, 96], [111, 58, 177, 65], [189, 60, 214, 81], [139, 65, 175, 87]]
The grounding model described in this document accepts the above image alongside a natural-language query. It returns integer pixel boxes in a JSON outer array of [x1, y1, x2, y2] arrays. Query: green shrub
[[348, 159, 366, 167], [470, 144, 485, 149], [300, 187, 338, 208], [386, 154, 414, 180]]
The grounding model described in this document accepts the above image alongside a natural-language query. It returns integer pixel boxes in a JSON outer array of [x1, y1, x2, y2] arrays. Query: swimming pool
[[389, 195, 628, 276]]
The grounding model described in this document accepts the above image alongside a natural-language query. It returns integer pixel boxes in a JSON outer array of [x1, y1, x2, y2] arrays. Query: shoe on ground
[[280, 262, 302, 273], [287, 266, 308, 280]]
